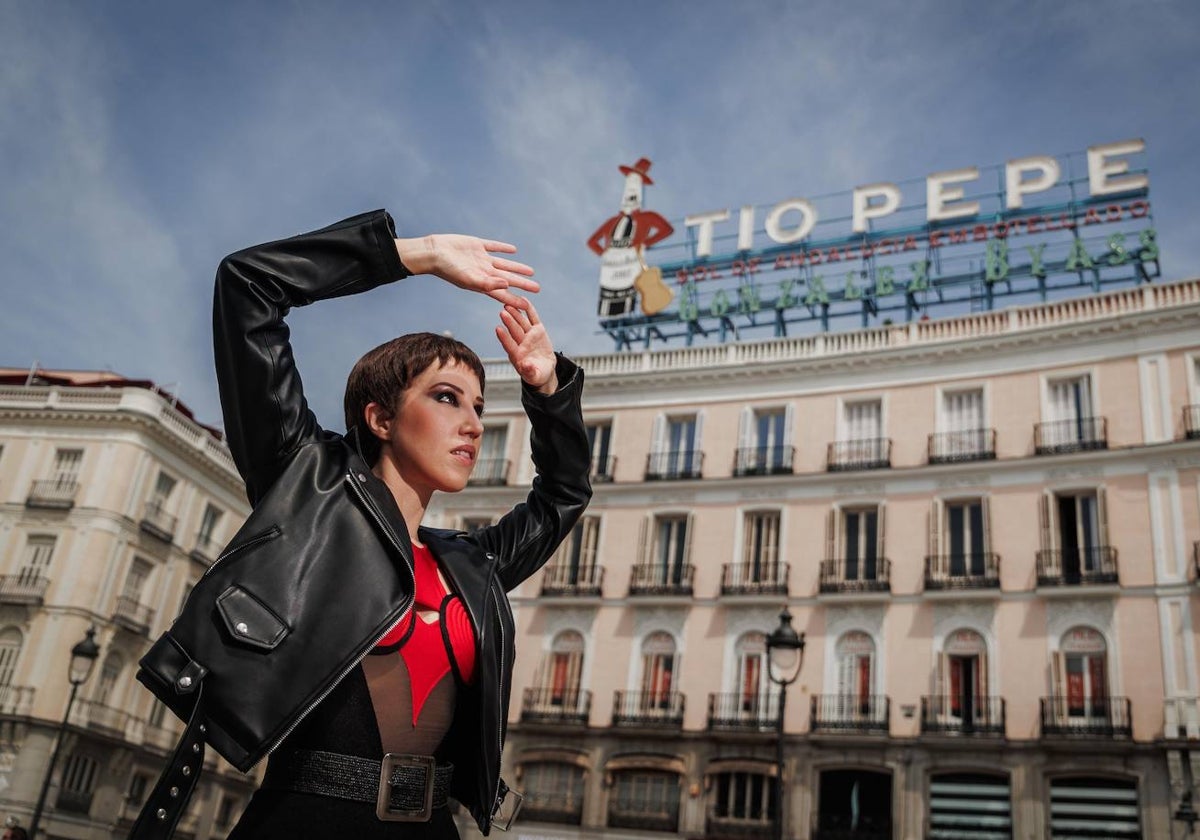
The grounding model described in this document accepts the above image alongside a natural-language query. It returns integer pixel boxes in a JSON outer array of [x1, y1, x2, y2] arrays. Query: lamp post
[[29, 627, 101, 840], [766, 608, 805, 840], [1177, 748, 1200, 836]]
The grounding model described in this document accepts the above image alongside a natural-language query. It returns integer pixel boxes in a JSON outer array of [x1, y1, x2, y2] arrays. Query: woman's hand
[[395, 234, 539, 309], [495, 303, 558, 394]]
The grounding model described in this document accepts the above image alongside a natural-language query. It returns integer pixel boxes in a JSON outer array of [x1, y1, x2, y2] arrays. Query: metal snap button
[[198, 724, 206, 734], [156, 809, 167, 820], [235, 621, 249, 635], [181, 766, 192, 777], [178, 676, 192, 689], [169, 787, 179, 798], [357, 472, 367, 482], [192, 743, 201, 753]]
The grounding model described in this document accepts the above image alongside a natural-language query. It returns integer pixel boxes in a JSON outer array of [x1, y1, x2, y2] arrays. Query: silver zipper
[[490, 582, 507, 824], [252, 474, 416, 766], [200, 525, 281, 580]]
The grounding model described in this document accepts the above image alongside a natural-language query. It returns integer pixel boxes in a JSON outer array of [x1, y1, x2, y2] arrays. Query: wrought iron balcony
[[721, 561, 789, 596], [139, 500, 177, 543], [1034, 416, 1107, 454], [1185, 405, 1200, 440], [819, 558, 891, 594], [810, 694, 890, 734], [612, 689, 685, 728], [733, 445, 794, 476], [707, 692, 780, 732], [629, 563, 695, 596], [189, 532, 222, 564], [827, 438, 891, 472], [0, 574, 49, 605], [522, 802, 583, 826], [924, 553, 1001, 590], [0, 685, 35, 716], [707, 816, 778, 839], [927, 429, 996, 464], [25, 478, 79, 509], [468, 457, 510, 486], [590, 454, 617, 482], [608, 808, 680, 834], [113, 595, 156, 635], [645, 449, 704, 480], [1036, 547, 1119, 586], [520, 687, 591, 725], [71, 698, 136, 739], [1040, 695, 1131, 737], [920, 695, 1006, 736], [540, 563, 604, 597]]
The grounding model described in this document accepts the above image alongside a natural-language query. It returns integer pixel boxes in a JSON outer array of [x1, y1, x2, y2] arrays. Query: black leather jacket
[[137, 210, 591, 834]]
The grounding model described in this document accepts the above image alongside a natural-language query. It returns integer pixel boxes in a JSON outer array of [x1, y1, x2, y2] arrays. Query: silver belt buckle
[[491, 784, 524, 831], [376, 753, 435, 822]]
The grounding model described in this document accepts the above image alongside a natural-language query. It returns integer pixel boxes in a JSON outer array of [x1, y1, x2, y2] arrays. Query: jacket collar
[[420, 527, 495, 643]]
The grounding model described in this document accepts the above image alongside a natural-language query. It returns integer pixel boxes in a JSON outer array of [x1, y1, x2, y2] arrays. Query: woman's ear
[[363, 402, 394, 443]]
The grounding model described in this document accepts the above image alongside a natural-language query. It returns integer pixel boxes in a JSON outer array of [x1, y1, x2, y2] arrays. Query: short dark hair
[[343, 332, 485, 465]]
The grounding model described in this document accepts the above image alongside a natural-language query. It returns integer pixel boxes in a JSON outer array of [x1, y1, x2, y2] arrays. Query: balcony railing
[[707, 692, 780, 731], [189, 532, 222, 564], [71, 699, 136, 738], [707, 816, 778, 839], [139, 500, 177, 543], [1040, 696, 1132, 737], [1034, 416, 1108, 454], [0, 685, 36, 716], [113, 595, 156, 635], [540, 563, 604, 597], [590, 454, 617, 482], [612, 689, 685, 728], [468, 457, 510, 486], [819, 558, 891, 594], [927, 429, 996, 464], [827, 438, 891, 472], [924, 553, 1001, 590], [1036, 547, 1119, 586], [25, 478, 80, 509], [721, 561, 789, 596], [0, 574, 50, 605], [629, 563, 695, 596], [811, 694, 890, 734], [608, 808, 680, 834], [56, 788, 94, 814], [520, 687, 591, 725], [645, 449, 704, 480], [920, 695, 1006, 735], [1185, 405, 1200, 440], [733, 445, 794, 476]]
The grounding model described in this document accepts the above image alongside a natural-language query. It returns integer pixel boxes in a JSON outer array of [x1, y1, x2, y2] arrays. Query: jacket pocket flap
[[138, 634, 208, 697], [216, 586, 289, 651]]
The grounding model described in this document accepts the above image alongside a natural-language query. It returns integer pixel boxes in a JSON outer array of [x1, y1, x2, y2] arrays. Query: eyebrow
[[431, 381, 485, 406]]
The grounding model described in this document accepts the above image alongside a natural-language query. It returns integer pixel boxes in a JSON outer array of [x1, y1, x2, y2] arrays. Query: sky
[[2, 0, 1198, 431]]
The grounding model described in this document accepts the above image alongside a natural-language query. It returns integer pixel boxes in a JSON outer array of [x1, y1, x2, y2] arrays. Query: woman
[[133, 210, 592, 839]]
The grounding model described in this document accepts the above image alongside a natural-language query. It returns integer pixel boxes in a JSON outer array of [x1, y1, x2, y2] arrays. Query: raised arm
[[214, 210, 407, 505]]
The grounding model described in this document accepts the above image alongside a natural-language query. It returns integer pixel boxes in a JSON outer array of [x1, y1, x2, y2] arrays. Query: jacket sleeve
[[213, 210, 409, 505], [475, 354, 593, 591]]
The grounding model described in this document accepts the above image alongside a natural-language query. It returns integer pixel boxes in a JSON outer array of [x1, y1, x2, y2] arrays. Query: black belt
[[263, 749, 453, 822]]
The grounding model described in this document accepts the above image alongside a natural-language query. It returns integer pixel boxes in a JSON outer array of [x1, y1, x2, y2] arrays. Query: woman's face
[[383, 360, 484, 496]]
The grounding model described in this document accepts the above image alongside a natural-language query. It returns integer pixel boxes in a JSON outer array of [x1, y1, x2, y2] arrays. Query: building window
[[150, 471, 177, 508], [927, 498, 993, 584], [836, 631, 875, 708], [735, 406, 792, 475], [57, 752, 100, 813], [195, 504, 223, 554], [829, 399, 889, 469], [1049, 777, 1139, 839], [472, 424, 509, 485], [647, 413, 703, 479], [1038, 489, 1115, 584], [121, 558, 152, 607], [0, 628, 23, 687], [931, 388, 994, 462], [608, 770, 681, 833], [95, 652, 124, 707], [929, 773, 1011, 838], [127, 772, 151, 807], [586, 420, 614, 480], [147, 699, 168, 728], [543, 631, 584, 706], [710, 770, 775, 825], [18, 535, 55, 583], [742, 511, 780, 582], [459, 516, 493, 533], [1038, 374, 1106, 452], [547, 516, 600, 590], [51, 448, 84, 484], [816, 769, 892, 838], [734, 632, 769, 713], [1055, 627, 1109, 718], [936, 629, 990, 724], [215, 793, 239, 828], [823, 506, 886, 588], [640, 632, 678, 711], [522, 762, 585, 825], [633, 515, 693, 592]]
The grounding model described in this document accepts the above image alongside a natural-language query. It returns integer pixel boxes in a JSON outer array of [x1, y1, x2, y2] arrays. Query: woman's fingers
[[491, 289, 532, 310], [493, 256, 534, 277], [483, 240, 518, 254], [499, 306, 528, 342], [495, 324, 520, 358]]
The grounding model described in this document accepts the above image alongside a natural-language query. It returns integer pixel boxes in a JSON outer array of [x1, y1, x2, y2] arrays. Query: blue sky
[[2, 0, 1198, 431]]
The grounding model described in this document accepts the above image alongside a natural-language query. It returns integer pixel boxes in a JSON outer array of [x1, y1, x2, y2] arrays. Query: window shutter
[[825, 509, 837, 561], [651, 414, 665, 455], [1096, 486, 1109, 547], [1039, 494, 1053, 552], [876, 504, 887, 560], [638, 516, 649, 568], [683, 513, 695, 570], [694, 411, 705, 453], [981, 495, 992, 554], [738, 406, 754, 450], [783, 403, 795, 448], [928, 500, 940, 559]]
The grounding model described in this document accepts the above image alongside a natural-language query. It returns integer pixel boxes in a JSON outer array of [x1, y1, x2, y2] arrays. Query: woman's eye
[[436, 391, 458, 406]]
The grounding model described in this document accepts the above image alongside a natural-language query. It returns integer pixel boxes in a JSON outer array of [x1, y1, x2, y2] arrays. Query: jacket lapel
[[420, 528, 494, 644]]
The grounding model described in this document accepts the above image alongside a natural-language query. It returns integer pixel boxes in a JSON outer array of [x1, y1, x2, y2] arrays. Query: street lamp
[[1177, 748, 1200, 836], [29, 627, 101, 840], [766, 608, 805, 840]]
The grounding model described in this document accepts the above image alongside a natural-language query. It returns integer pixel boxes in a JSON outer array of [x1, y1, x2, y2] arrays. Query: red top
[[374, 543, 476, 724]]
